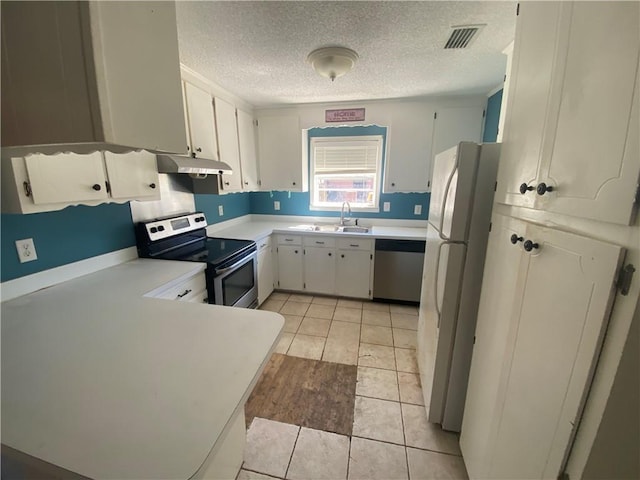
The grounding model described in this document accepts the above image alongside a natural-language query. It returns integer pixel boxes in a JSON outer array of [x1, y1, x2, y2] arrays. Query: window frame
[[308, 134, 384, 212]]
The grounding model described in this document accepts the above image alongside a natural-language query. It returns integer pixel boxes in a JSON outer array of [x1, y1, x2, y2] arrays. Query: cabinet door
[[257, 241, 274, 305], [336, 250, 372, 299], [537, 2, 640, 225], [237, 109, 260, 191], [277, 245, 303, 291], [304, 246, 336, 295], [183, 82, 218, 160], [104, 151, 160, 200], [25, 152, 108, 204], [428, 106, 484, 190], [214, 97, 243, 192], [257, 115, 304, 191], [494, 2, 562, 208], [384, 104, 435, 193], [460, 214, 529, 479], [488, 224, 623, 479]]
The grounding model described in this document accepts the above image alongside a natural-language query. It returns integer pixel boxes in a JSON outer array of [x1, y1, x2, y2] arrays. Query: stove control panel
[[143, 212, 207, 242]]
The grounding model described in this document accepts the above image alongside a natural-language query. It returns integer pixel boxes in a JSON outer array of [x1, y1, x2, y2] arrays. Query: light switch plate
[[274, 201, 281, 211], [218, 205, 224, 216], [16, 238, 38, 263], [414, 205, 422, 215], [383, 202, 391, 212]]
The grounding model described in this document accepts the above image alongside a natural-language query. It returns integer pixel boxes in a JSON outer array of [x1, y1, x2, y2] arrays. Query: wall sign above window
[[325, 108, 365, 123]]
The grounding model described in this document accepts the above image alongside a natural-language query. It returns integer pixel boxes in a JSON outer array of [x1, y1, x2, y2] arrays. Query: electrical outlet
[[414, 205, 422, 215], [383, 202, 391, 212], [218, 205, 224, 216], [274, 201, 280, 211], [16, 238, 38, 263]]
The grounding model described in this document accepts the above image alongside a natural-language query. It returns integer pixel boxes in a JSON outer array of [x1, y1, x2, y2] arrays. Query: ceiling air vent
[[444, 25, 485, 49]]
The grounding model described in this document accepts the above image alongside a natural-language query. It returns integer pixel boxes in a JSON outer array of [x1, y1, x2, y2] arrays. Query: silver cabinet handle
[[284, 238, 294, 242], [316, 241, 325, 244]]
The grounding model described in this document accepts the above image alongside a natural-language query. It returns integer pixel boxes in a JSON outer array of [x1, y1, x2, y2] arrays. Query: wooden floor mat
[[245, 353, 357, 436]]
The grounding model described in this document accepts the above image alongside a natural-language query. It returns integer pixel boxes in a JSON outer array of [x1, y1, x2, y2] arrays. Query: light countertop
[[1, 259, 284, 479], [207, 219, 428, 243]]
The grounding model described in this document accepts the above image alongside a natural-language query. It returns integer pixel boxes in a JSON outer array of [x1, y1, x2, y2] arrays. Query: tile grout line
[[283, 425, 302, 480]]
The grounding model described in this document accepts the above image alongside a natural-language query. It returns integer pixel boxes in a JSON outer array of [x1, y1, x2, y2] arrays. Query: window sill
[[309, 205, 380, 213]]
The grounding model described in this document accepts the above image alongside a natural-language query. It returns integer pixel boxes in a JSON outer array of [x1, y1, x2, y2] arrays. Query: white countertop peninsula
[[1, 259, 284, 479], [206, 215, 428, 242]]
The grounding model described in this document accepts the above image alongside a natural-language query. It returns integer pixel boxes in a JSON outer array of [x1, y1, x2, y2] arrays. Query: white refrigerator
[[417, 142, 500, 432]]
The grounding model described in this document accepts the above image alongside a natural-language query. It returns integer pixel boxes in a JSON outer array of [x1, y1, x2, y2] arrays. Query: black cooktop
[[156, 237, 256, 268]]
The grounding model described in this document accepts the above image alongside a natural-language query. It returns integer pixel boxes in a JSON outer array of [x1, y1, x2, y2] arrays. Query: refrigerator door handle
[[438, 162, 459, 241], [434, 241, 445, 326]]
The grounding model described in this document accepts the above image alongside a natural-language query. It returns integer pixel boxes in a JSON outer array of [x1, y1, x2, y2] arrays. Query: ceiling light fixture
[[307, 46, 359, 82]]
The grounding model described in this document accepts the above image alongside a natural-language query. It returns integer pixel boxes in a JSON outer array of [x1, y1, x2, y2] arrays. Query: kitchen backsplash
[[249, 191, 430, 220], [1, 203, 136, 282]]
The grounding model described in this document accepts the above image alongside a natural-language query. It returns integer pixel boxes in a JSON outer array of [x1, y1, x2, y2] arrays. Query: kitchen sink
[[336, 226, 370, 233], [288, 224, 370, 234]]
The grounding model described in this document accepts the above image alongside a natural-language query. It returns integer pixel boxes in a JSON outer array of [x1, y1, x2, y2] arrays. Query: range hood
[[156, 153, 233, 175]]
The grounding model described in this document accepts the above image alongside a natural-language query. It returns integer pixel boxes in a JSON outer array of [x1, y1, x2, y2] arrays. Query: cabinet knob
[[523, 240, 539, 252], [149, 183, 156, 189], [292, 182, 296, 186], [196, 147, 202, 152], [328, 252, 332, 256], [294, 250, 299, 254], [224, 181, 230, 186], [536, 182, 554, 195], [341, 254, 345, 258], [244, 181, 249, 185], [510, 234, 524, 245], [391, 182, 396, 187], [519, 183, 534, 194], [92, 184, 101, 191]]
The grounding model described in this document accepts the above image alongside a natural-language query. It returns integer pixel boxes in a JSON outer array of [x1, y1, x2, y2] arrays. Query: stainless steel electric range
[[136, 212, 258, 308]]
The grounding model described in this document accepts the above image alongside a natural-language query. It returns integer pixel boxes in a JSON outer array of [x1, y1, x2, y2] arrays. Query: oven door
[[210, 250, 258, 308]]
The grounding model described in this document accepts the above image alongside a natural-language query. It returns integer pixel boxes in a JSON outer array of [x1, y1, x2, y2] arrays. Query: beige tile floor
[[241, 292, 468, 480]]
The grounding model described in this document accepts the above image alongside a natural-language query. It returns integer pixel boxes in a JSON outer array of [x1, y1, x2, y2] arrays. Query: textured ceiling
[[175, 1, 516, 107]]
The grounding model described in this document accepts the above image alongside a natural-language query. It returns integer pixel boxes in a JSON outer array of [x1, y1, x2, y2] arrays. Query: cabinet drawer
[[337, 238, 374, 250], [258, 236, 272, 251], [303, 236, 336, 248], [155, 274, 207, 301], [276, 234, 302, 245]]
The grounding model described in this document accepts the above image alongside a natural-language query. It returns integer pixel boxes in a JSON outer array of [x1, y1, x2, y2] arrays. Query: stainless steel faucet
[[340, 201, 351, 226]]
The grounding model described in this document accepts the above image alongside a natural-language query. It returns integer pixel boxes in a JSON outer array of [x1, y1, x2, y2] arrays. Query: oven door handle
[[214, 255, 253, 276]]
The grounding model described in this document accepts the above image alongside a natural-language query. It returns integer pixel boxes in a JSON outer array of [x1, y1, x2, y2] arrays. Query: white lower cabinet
[[461, 213, 624, 479], [146, 269, 208, 304], [303, 236, 337, 295], [257, 236, 274, 306], [275, 235, 303, 291], [336, 238, 374, 299], [275, 234, 373, 299]]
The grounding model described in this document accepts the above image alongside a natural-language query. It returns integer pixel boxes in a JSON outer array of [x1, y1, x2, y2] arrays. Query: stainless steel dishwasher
[[373, 239, 426, 303]]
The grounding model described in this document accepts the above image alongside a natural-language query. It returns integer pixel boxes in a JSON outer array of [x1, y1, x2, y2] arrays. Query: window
[[309, 135, 383, 211]]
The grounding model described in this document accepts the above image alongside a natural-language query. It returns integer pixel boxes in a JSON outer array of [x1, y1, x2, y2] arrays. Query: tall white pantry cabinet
[[461, 2, 639, 480]]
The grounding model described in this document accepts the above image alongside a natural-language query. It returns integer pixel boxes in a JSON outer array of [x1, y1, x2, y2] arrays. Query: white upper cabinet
[[1, 149, 160, 214], [214, 97, 243, 192], [237, 109, 260, 191], [257, 115, 306, 191], [496, 2, 640, 225], [384, 104, 436, 193], [1, 1, 185, 153], [183, 82, 219, 161], [103, 151, 159, 201], [24, 152, 109, 205], [427, 107, 485, 190]]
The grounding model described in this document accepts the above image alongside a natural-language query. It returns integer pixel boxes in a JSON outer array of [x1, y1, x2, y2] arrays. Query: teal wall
[[250, 124, 430, 220], [483, 89, 503, 143], [195, 191, 251, 224], [1, 203, 135, 282]]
